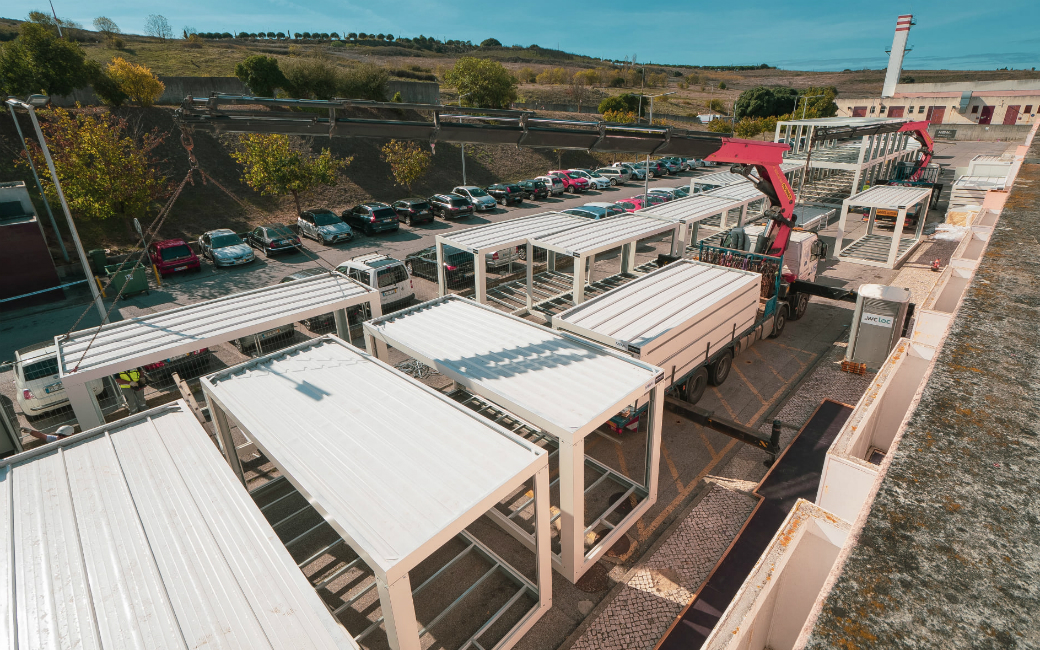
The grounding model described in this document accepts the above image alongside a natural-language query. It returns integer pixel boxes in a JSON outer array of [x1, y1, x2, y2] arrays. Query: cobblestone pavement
[[569, 486, 756, 650]]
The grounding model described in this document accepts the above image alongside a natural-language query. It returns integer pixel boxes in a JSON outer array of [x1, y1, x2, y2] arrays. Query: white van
[[336, 253, 415, 311], [15, 342, 104, 419]]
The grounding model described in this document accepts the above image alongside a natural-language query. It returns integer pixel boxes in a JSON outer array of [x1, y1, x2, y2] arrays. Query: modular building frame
[[834, 185, 933, 268], [363, 295, 667, 583], [433, 211, 591, 309], [638, 190, 765, 256], [201, 336, 552, 650], [0, 401, 358, 650], [54, 271, 380, 433], [525, 214, 681, 314]]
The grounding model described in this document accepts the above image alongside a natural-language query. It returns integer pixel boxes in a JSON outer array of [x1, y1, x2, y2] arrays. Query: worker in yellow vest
[[115, 367, 148, 414]]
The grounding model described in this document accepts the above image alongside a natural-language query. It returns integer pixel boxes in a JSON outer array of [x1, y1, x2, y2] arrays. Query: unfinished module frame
[[434, 211, 590, 310], [639, 188, 766, 256], [363, 295, 666, 583], [202, 336, 551, 650], [834, 185, 933, 269], [55, 271, 381, 434]]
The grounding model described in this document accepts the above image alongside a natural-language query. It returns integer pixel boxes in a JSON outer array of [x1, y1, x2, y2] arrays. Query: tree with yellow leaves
[[107, 58, 165, 107]]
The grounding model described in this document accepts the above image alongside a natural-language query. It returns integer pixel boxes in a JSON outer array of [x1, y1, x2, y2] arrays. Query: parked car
[[595, 167, 630, 185], [657, 159, 681, 175], [681, 157, 703, 169], [298, 209, 353, 244], [548, 171, 589, 193], [535, 175, 566, 196], [632, 193, 670, 206], [148, 238, 201, 276], [563, 208, 610, 220], [391, 198, 435, 226], [583, 202, 627, 217], [428, 193, 475, 219], [336, 253, 415, 311], [142, 348, 212, 383], [636, 161, 669, 177], [198, 229, 255, 267], [14, 342, 104, 419], [485, 183, 526, 205], [568, 169, 611, 190], [649, 187, 687, 201], [452, 186, 499, 212], [246, 224, 301, 256], [343, 202, 400, 235], [404, 244, 475, 283], [612, 162, 647, 181], [614, 198, 646, 212], [518, 179, 550, 199]]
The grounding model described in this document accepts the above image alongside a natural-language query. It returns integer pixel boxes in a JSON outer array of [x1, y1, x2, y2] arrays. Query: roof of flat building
[[804, 140, 1040, 647]]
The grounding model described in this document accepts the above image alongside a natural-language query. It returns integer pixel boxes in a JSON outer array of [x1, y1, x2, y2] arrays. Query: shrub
[[602, 110, 636, 123], [338, 62, 388, 100], [235, 54, 287, 97], [706, 118, 731, 133], [733, 86, 799, 120], [480, 38, 502, 47], [86, 60, 128, 107], [517, 66, 537, 83], [107, 57, 165, 107], [381, 140, 431, 191], [598, 93, 640, 115], [607, 76, 625, 88], [535, 67, 568, 84], [443, 57, 517, 108]]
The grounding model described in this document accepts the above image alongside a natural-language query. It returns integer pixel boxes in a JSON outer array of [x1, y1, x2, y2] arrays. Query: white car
[[535, 175, 566, 196], [595, 167, 629, 185], [568, 169, 611, 190], [15, 343, 104, 419], [198, 229, 256, 267], [613, 162, 647, 181], [452, 186, 498, 212], [297, 209, 353, 245], [336, 253, 415, 311]]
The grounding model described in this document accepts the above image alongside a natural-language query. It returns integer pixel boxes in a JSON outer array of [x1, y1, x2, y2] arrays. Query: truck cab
[[742, 226, 825, 283]]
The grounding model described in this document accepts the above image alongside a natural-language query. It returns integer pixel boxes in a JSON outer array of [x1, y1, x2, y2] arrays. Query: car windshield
[[314, 213, 341, 226], [22, 356, 59, 380], [160, 245, 192, 261], [468, 188, 488, 197], [449, 198, 469, 207], [588, 171, 603, 178], [566, 172, 582, 179], [211, 233, 242, 248], [265, 226, 293, 238]]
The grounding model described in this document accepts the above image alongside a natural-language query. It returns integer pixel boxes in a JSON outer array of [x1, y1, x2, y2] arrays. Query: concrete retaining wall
[[387, 80, 440, 103], [512, 101, 704, 125], [928, 123, 1032, 142]]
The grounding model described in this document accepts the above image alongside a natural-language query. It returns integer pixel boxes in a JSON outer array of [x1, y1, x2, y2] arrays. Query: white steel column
[[435, 238, 447, 297], [620, 242, 635, 274], [378, 574, 422, 650], [849, 136, 868, 195], [526, 242, 534, 310], [644, 384, 664, 503], [533, 466, 552, 609], [65, 380, 104, 431], [474, 251, 487, 305], [573, 255, 585, 304], [334, 309, 350, 341], [834, 199, 851, 259], [212, 405, 245, 486], [558, 437, 585, 582], [887, 208, 908, 268]]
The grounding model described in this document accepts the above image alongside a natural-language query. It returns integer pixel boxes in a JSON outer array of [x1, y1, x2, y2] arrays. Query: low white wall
[[705, 501, 850, 650]]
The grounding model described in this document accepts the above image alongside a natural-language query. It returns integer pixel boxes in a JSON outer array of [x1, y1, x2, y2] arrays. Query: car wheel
[[405, 215, 412, 226], [263, 244, 271, 256], [392, 227, 400, 233], [364, 225, 373, 236], [610, 179, 617, 186]]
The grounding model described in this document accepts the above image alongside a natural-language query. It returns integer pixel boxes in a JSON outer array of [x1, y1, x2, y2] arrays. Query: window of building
[[1026, 105, 1034, 114], [919, 106, 927, 113], [870, 105, 876, 113], [971, 105, 979, 114], [909, 106, 915, 112]]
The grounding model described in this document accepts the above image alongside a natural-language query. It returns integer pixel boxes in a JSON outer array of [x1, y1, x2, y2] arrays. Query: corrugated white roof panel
[[440, 212, 590, 251], [530, 214, 678, 255], [954, 175, 1008, 189], [554, 260, 760, 347], [637, 194, 743, 224], [692, 171, 748, 188], [0, 402, 356, 650], [365, 296, 663, 440], [704, 182, 765, 202], [58, 272, 377, 382], [202, 336, 546, 582], [844, 185, 932, 209]]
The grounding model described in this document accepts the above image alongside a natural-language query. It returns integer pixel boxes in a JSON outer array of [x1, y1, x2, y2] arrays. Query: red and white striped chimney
[[882, 14, 914, 98]]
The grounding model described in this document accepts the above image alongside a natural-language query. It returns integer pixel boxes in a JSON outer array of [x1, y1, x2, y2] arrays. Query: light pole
[[458, 92, 471, 185], [6, 96, 107, 323], [6, 101, 68, 261], [644, 91, 676, 201], [799, 94, 824, 121]]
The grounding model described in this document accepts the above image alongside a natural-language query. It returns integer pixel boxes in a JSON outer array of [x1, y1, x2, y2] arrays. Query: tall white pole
[[13, 100, 107, 323], [7, 104, 68, 261]]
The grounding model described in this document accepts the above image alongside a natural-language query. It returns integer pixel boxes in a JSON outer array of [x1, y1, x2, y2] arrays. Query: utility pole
[[459, 92, 471, 185], [7, 103, 68, 261], [7, 97, 107, 323], [644, 91, 676, 200]]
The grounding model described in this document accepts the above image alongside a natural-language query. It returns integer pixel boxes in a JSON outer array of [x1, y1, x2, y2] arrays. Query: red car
[[547, 170, 590, 194], [148, 239, 201, 276]]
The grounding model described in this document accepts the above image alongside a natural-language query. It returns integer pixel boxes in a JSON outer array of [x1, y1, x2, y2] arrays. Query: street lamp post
[[458, 92, 471, 185], [644, 91, 676, 201], [6, 96, 107, 323]]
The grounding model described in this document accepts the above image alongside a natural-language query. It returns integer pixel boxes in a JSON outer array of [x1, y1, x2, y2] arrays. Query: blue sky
[[36, 0, 1040, 70]]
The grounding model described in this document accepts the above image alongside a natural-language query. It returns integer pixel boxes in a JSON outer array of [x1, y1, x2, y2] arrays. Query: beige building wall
[[837, 80, 1040, 126]]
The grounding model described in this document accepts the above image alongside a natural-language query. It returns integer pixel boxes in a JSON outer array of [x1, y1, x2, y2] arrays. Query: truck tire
[[683, 367, 710, 403], [708, 350, 733, 386], [789, 293, 809, 321], [770, 306, 788, 338]]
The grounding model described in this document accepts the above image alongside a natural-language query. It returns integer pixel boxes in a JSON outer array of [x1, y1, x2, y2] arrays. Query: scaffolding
[[834, 185, 933, 269], [363, 296, 666, 583], [202, 336, 552, 650], [55, 272, 380, 431], [775, 117, 921, 207], [1, 401, 357, 650], [434, 212, 590, 306]]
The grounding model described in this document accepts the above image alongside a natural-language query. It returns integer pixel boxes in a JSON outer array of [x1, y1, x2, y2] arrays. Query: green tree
[[231, 134, 348, 214], [235, 54, 287, 97], [733, 117, 764, 139], [19, 107, 169, 236], [733, 86, 799, 120], [480, 38, 502, 47], [706, 118, 732, 133], [443, 57, 517, 108], [338, 62, 388, 100], [602, 109, 636, 123], [86, 60, 128, 107], [598, 93, 641, 115], [796, 86, 839, 118], [107, 57, 165, 107], [0, 22, 91, 96], [381, 140, 431, 191]]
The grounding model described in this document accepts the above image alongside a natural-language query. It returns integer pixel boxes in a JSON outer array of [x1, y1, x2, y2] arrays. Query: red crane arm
[[897, 120, 935, 180]]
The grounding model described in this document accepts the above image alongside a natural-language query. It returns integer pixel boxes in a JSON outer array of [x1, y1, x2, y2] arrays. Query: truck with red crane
[[175, 97, 934, 458]]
